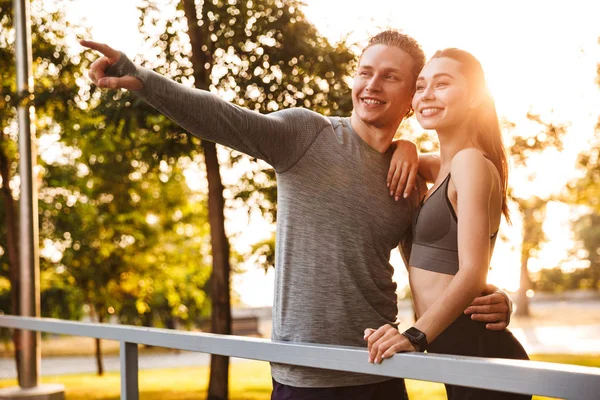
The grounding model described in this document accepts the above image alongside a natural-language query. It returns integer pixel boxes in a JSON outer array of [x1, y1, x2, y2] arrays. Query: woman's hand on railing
[[364, 324, 415, 364]]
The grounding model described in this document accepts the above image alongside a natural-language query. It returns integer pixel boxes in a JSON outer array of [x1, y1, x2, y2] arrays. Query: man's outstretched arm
[[80, 40, 329, 172], [465, 283, 512, 330]]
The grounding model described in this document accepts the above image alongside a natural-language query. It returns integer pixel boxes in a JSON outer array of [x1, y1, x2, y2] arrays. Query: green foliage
[[0, 0, 86, 319], [570, 213, 600, 291], [249, 235, 275, 272], [567, 110, 600, 211], [532, 266, 598, 292], [508, 112, 567, 167], [1, 0, 214, 332]]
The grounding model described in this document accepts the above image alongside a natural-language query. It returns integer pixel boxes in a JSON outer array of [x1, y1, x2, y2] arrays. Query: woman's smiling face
[[412, 57, 474, 132]]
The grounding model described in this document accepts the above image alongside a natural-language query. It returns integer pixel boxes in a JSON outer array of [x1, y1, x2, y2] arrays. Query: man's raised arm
[[81, 40, 330, 172]]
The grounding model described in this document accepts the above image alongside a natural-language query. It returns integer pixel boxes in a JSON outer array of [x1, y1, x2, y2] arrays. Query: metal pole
[[13, 0, 40, 389], [120, 342, 139, 400]]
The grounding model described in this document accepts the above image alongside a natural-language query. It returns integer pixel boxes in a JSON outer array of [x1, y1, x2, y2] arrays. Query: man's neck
[[350, 114, 398, 153]]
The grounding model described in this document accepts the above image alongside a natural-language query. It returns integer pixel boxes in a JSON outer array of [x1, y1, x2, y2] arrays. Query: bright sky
[[63, 0, 600, 305]]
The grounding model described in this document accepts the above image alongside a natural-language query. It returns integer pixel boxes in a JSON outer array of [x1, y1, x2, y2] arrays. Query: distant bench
[[198, 315, 261, 337], [232, 316, 260, 337]]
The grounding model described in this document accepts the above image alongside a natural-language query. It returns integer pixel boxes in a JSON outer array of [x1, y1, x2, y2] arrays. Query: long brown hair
[[432, 48, 510, 222]]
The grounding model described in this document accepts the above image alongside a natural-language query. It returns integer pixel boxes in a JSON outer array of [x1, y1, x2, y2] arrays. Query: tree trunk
[[592, 243, 599, 291], [515, 205, 535, 317], [203, 141, 232, 400], [0, 140, 21, 381], [90, 306, 105, 376], [182, 2, 232, 399], [516, 250, 531, 317], [94, 336, 104, 376]]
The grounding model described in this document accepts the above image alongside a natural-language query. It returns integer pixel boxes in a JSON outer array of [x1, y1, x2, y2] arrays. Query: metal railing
[[1, 315, 599, 399]]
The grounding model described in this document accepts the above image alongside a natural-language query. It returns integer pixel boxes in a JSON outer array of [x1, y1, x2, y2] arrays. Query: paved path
[[0, 353, 253, 379]]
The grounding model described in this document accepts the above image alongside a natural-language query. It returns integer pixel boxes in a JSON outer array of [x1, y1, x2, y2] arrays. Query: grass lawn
[[1, 354, 597, 399]]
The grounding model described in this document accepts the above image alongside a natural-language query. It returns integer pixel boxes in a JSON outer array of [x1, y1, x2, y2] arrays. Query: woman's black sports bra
[[409, 174, 497, 275]]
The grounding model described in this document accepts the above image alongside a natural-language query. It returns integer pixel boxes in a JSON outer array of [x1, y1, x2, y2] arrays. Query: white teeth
[[421, 108, 442, 115], [363, 98, 384, 105]]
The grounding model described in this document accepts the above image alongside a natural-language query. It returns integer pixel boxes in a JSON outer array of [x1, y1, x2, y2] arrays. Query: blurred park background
[[0, 0, 599, 398]]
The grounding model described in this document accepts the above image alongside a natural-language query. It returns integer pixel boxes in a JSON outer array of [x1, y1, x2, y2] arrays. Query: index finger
[[80, 40, 121, 62], [387, 164, 397, 188], [404, 166, 418, 198]]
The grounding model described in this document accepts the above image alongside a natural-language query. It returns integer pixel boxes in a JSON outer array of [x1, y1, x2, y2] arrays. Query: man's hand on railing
[[464, 283, 512, 330]]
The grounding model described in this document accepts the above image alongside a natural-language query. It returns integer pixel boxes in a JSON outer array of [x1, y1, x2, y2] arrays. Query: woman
[[365, 48, 530, 400]]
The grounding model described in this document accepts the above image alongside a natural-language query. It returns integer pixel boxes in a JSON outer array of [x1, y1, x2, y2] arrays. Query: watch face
[[403, 328, 427, 352], [407, 328, 424, 340]]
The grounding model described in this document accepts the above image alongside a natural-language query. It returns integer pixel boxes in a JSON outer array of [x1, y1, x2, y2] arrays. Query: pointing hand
[[80, 40, 143, 91]]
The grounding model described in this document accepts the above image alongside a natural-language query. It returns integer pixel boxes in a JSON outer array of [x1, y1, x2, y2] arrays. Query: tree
[[1, 0, 215, 376], [0, 0, 86, 378], [37, 53, 224, 370], [566, 38, 600, 290], [41, 133, 213, 374], [506, 113, 568, 316], [570, 149, 600, 293]]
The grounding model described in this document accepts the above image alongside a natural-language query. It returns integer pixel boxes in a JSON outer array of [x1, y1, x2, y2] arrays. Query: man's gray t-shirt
[[108, 56, 419, 387]]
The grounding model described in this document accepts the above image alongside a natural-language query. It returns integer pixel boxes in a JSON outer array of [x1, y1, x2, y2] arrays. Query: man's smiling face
[[352, 44, 416, 130]]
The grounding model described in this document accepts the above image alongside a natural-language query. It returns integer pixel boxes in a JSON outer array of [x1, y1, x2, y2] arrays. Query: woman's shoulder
[[451, 148, 488, 166], [450, 148, 498, 188]]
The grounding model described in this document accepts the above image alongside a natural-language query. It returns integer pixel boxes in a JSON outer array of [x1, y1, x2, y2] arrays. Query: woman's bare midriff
[[409, 266, 455, 319]]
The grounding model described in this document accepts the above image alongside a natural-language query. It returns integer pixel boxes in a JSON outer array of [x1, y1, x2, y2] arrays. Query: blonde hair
[[363, 30, 426, 88]]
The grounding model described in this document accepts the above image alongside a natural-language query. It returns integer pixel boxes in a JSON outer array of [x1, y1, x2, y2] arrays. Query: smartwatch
[[401, 327, 428, 352]]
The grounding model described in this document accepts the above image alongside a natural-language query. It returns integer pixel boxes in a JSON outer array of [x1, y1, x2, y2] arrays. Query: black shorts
[[271, 377, 407, 400], [427, 314, 532, 400]]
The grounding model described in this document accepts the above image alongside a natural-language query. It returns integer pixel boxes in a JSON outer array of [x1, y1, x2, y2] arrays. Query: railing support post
[[120, 342, 139, 400], [14, 0, 40, 389]]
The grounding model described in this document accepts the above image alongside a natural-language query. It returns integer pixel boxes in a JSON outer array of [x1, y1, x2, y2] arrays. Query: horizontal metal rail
[[1, 315, 599, 399]]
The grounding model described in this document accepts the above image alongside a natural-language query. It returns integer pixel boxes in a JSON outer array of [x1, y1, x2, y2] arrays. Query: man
[[82, 29, 511, 400]]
